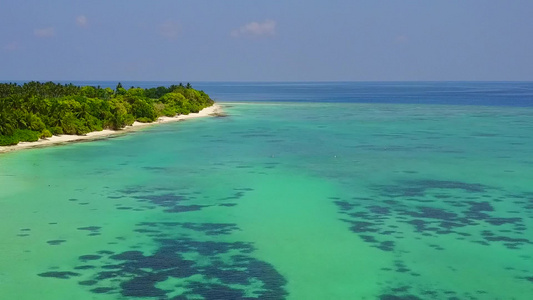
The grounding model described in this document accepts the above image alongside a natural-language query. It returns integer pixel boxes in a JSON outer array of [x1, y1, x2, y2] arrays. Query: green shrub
[[0, 135, 19, 146], [86, 115, 103, 132], [60, 112, 78, 135], [125, 114, 135, 126], [76, 124, 91, 135], [136, 117, 153, 123], [40, 129, 52, 138], [176, 107, 190, 115], [28, 114, 46, 132], [13, 129, 40, 142], [51, 126, 63, 135], [161, 107, 176, 117], [132, 99, 157, 121]]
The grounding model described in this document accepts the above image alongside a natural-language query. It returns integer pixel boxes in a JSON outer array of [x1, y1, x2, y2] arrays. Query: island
[[0, 81, 217, 148]]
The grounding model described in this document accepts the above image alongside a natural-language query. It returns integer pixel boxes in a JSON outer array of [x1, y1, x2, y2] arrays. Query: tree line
[[0, 81, 214, 146]]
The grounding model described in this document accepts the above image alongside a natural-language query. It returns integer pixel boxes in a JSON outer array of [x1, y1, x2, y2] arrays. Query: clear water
[[0, 83, 532, 299]]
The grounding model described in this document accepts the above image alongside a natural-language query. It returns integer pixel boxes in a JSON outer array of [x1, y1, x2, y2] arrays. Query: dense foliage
[[0, 82, 214, 146]]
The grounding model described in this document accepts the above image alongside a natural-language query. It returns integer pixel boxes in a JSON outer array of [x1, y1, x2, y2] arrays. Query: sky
[[1, 0, 533, 81]]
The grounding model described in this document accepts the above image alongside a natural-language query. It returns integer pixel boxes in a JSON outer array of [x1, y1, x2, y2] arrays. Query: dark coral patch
[[110, 251, 145, 261], [376, 180, 487, 198], [335, 179, 532, 254], [379, 294, 421, 300], [47, 240, 66, 246], [408, 207, 457, 220], [334, 200, 357, 211], [74, 265, 95, 270], [91, 287, 115, 294], [134, 193, 186, 207], [66, 229, 287, 299], [165, 204, 208, 213], [77, 226, 101, 232], [117, 186, 213, 214], [179, 223, 240, 236], [186, 283, 245, 300], [377, 241, 395, 251], [486, 217, 521, 226], [79, 255, 102, 261], [79, 280, 97, 286], [38, 271, 80, 279], [120, 274, 168, 297]]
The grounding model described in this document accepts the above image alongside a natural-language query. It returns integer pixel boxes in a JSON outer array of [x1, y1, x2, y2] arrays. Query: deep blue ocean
[[11, 81, 533, 107]]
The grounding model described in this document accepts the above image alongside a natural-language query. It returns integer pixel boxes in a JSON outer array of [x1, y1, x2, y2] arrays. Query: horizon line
[[2, 79, 533, 84]]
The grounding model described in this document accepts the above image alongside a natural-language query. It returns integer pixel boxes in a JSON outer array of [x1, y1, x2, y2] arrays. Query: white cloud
[[34, 27, 55, 38], [76, 15, 88, 28], [4, 41, 20, 52], [159, 21, 180, 40], [231, 20, 276, 38]]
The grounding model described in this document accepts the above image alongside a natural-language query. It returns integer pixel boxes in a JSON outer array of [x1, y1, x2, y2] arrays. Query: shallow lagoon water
[[1, 99, 532, 299]]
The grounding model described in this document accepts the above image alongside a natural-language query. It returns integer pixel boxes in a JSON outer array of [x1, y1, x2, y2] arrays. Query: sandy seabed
[[0, 104, 222, 154]]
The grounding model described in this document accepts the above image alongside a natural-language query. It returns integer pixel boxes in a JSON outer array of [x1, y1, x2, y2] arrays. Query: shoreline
[[0, 104, 222, 154]]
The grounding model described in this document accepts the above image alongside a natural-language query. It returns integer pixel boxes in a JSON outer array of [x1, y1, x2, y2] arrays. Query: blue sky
[[1, 0, 532, 81]]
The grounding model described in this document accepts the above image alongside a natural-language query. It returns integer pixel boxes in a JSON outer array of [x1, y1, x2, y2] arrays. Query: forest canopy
[[0, 82, 214, 146]]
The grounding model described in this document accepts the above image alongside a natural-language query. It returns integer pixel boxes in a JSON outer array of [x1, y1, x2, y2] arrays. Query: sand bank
[[0, 104, 222, 154]]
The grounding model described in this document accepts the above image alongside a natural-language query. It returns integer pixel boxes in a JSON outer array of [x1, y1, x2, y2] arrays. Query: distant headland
[[0, 81, 219, 152]]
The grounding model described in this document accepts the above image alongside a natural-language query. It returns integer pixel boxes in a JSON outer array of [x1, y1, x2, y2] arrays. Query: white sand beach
[[0, 104, 222, 154]]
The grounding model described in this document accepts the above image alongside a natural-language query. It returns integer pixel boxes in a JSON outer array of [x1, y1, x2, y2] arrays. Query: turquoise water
[[1, 92, 533, 299]]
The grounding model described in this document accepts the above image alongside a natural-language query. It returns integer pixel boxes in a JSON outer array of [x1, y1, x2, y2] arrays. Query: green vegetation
[[0, 81, 214, 146]]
